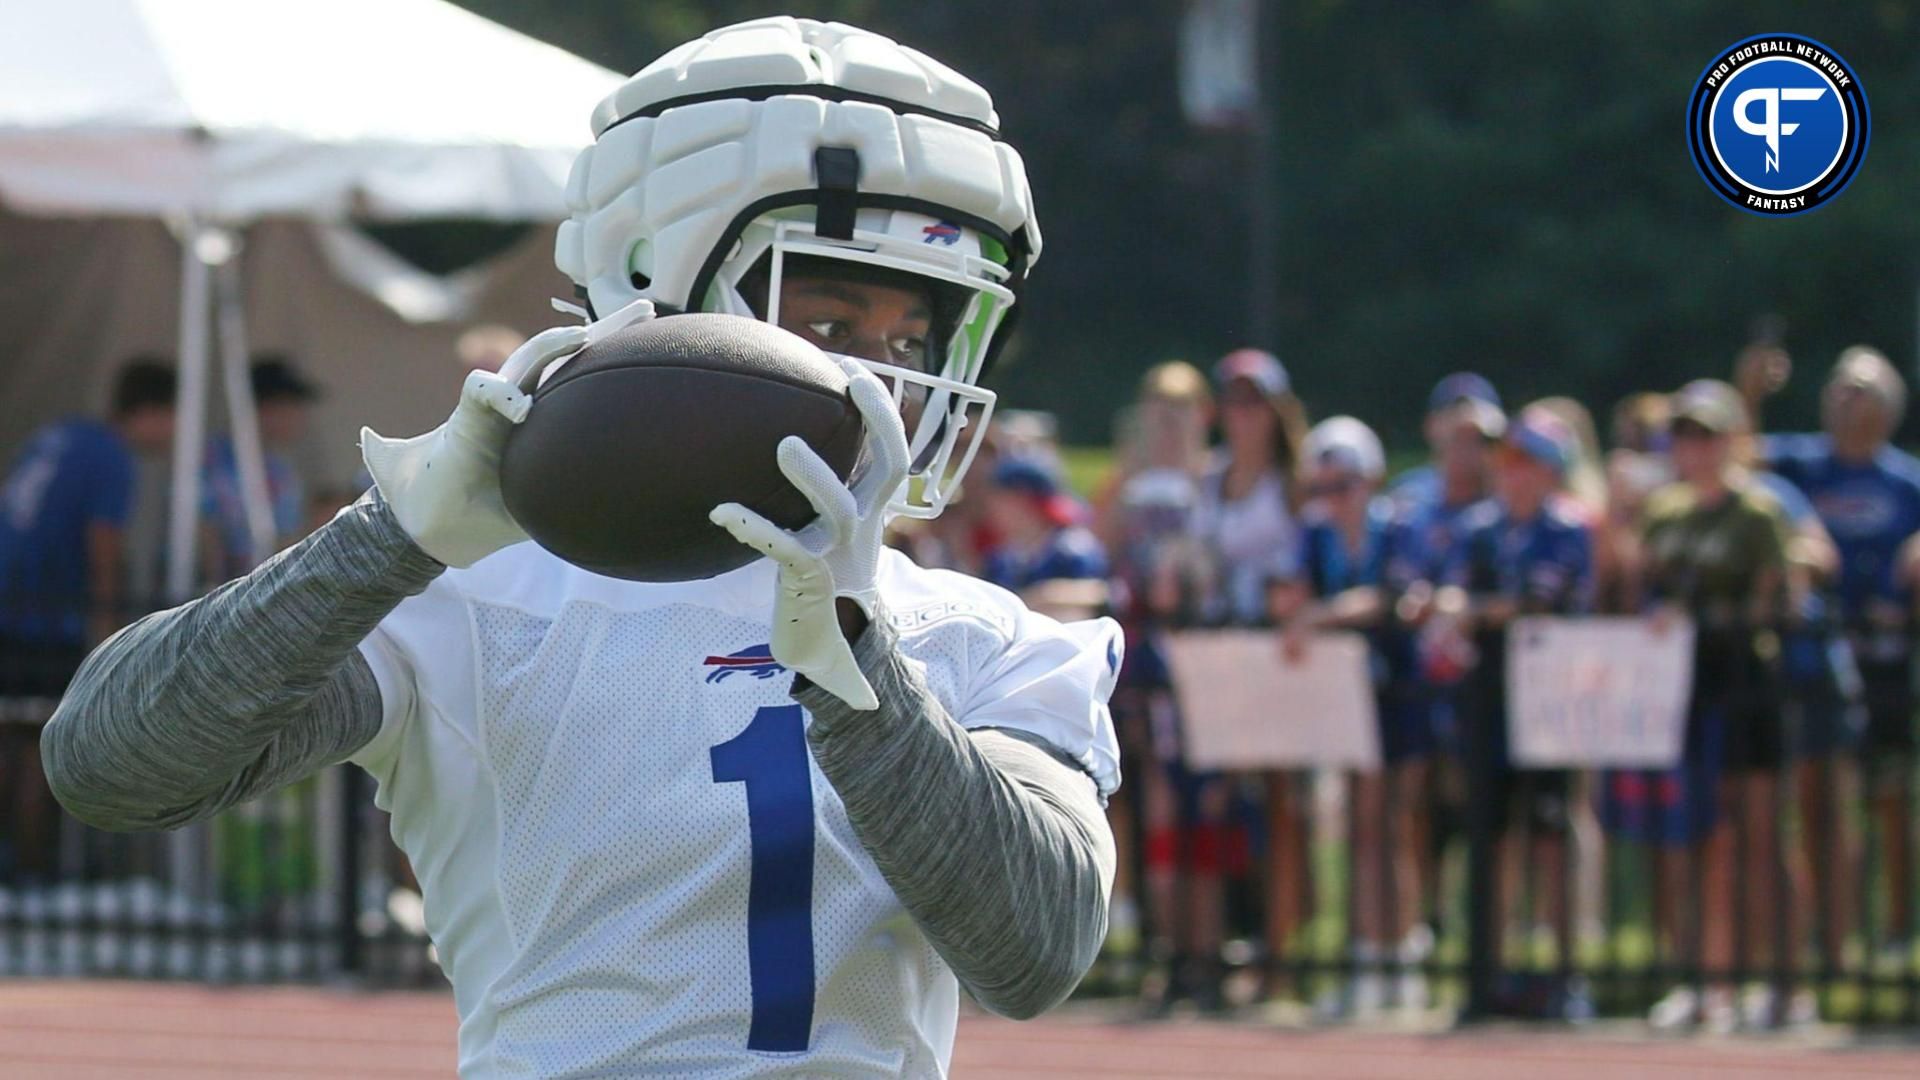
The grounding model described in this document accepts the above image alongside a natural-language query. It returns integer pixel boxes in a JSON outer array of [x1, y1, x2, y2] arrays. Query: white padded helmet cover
[[555, 17, 1041, 322]]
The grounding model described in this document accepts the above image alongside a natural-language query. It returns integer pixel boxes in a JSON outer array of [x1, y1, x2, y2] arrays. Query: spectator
[[994, 409, 1069, 480], [1630, 379, 1795, 1032], [1389, 372, 1502, 514], [1384, 391, 1502, 930], [1533, 395, 1620, 616], [1437, 406, 1594, 1019], [1762, 347, 1920, 969], [1277, 416, 1430, 1014], [1385, 394, 1505, 613], [1601, 392, 1673, 612], [1611, 391, 1673, 457], [979, 455, 1108, 618], [1192, 347, 1311, 996], [1725, 395, 1846, 1027], [1529, 397, 1608, 517], [203, 358, 318, 578], [1095, 362, 1216, 622], [0, 358, 176, 880], [1094, 361, 1226, 1011], [1194, 348, 1307, 624], [891, 414, 1013, 575], [1672, 379, 1834, 1018]]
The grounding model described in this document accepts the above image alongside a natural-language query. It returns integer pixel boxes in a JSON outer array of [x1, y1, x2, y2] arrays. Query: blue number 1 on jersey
[[709, 704, 816, 1052]]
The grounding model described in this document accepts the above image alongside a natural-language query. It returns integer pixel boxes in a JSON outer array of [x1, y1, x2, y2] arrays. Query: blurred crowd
[[893, 340, 1920, 1031], [0, 326, 525, 918], [3, 328, 1919, 1030]]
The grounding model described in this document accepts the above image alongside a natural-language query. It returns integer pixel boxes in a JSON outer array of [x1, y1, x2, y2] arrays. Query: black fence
[[0, 697, 436, 988], [1105, 615, 1920, 1028], [0, 615, 1915, 1032]]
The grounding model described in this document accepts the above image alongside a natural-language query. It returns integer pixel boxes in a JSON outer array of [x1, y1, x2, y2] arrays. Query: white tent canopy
[[0, 0, 621, 600], [0, 0, 619, 221]]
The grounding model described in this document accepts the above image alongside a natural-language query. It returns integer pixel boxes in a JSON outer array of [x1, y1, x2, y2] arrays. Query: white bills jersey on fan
[[350, 542, 1122, 1078]]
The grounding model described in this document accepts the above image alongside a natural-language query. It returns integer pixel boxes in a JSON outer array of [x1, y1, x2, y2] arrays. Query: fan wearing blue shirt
[[1762, 347, 1920, 953], [0, 358, 175, 880], [979, 455, 1109, 607], [1277, 416, 1432, 1013], [1387, 372, 1501, 516], [1435, 407, 1594, 1017], [1385, 394, 1504, 744]]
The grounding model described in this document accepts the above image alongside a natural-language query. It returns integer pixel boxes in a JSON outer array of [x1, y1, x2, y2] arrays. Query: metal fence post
[[1464, 663, 1501, 1019], [337, 766, 363, 978]]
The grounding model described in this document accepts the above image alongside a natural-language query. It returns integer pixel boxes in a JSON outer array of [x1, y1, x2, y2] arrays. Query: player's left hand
[[709, 357, 910, 711]]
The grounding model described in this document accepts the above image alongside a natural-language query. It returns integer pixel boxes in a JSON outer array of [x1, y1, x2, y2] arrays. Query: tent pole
[[165, 223, 213, 604], [215, 240, 279, 568]]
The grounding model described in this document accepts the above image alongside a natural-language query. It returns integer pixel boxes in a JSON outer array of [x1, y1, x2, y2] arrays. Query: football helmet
[[556, 17, 1041, 518]]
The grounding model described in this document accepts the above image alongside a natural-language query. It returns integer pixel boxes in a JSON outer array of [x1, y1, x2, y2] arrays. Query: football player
[[44, 18, 1121, 1078]]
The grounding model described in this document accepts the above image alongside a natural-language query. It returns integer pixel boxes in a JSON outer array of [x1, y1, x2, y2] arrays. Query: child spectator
[[979, 455, 1108, 615], [0, 358, 176, 881], [1278, 416, 1431, 1013], [1436, 406, 1594, 1019]]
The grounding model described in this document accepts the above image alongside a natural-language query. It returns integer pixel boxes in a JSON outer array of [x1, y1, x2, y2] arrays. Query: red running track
[[0, 982, 1914, 1078]]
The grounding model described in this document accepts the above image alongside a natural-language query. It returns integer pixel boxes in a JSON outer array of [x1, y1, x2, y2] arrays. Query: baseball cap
[[1213, 348, 1290, 398], [1444, 396, 1507, 441], [1428, 372, 1500, 414], [1305, 415, 1385, 482], [1669, 379, 1745, 435], [1503, 409, 1575, 474], [250, 357, 318, 403], [991, 455, 1078, 527]]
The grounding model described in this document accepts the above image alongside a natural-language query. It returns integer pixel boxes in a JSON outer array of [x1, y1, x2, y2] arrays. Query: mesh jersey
[[351, 543, 1122, 1078]]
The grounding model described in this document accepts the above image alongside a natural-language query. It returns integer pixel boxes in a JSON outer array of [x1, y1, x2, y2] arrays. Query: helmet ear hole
[[627, 240, 652, 292]]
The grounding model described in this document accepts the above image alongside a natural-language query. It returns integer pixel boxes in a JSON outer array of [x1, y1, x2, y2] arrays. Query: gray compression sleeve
[[42, 492, 442, 832], [794, 611, 1116, 1020]]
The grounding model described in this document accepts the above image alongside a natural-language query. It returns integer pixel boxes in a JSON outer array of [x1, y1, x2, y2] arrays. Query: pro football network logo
[[1687, 34, 1868, 216], [702, 644, 786, 683]]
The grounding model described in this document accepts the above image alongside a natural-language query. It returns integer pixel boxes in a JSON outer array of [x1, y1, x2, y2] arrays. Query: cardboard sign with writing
[[1165, 630, 1381, 769], [1505, 616, 1694, 768]]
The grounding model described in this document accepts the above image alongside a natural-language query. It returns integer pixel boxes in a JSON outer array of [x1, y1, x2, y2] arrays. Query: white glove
[[360, 326, 588, 567], [709, 358, 910, 710]]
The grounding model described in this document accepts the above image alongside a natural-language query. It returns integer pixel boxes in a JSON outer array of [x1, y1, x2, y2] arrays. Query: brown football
[[499, 313, 864, 581]]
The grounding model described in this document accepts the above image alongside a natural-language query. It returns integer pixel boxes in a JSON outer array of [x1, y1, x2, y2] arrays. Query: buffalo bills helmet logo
[[703, 644, 787, 683], [922, 221, 962, 246]]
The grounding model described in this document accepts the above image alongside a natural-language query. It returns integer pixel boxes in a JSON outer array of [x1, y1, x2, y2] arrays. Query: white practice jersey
[[351, 542, 1122, 1078]]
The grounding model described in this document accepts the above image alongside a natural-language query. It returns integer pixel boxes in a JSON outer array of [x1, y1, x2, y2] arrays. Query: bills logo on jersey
[[1813, 490, 1897, 536], [703, 644, 787, 683], [921, 221, 962, 246]]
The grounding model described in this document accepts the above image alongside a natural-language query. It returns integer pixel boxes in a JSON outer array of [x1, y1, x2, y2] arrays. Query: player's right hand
[[361, 326, 588, 567]]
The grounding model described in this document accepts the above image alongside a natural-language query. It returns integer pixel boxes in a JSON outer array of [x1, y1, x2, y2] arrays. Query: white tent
[[0, 0, 622, 599]]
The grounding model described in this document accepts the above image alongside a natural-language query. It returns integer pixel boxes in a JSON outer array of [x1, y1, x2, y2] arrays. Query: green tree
[[454, 1, 1920, 451]]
